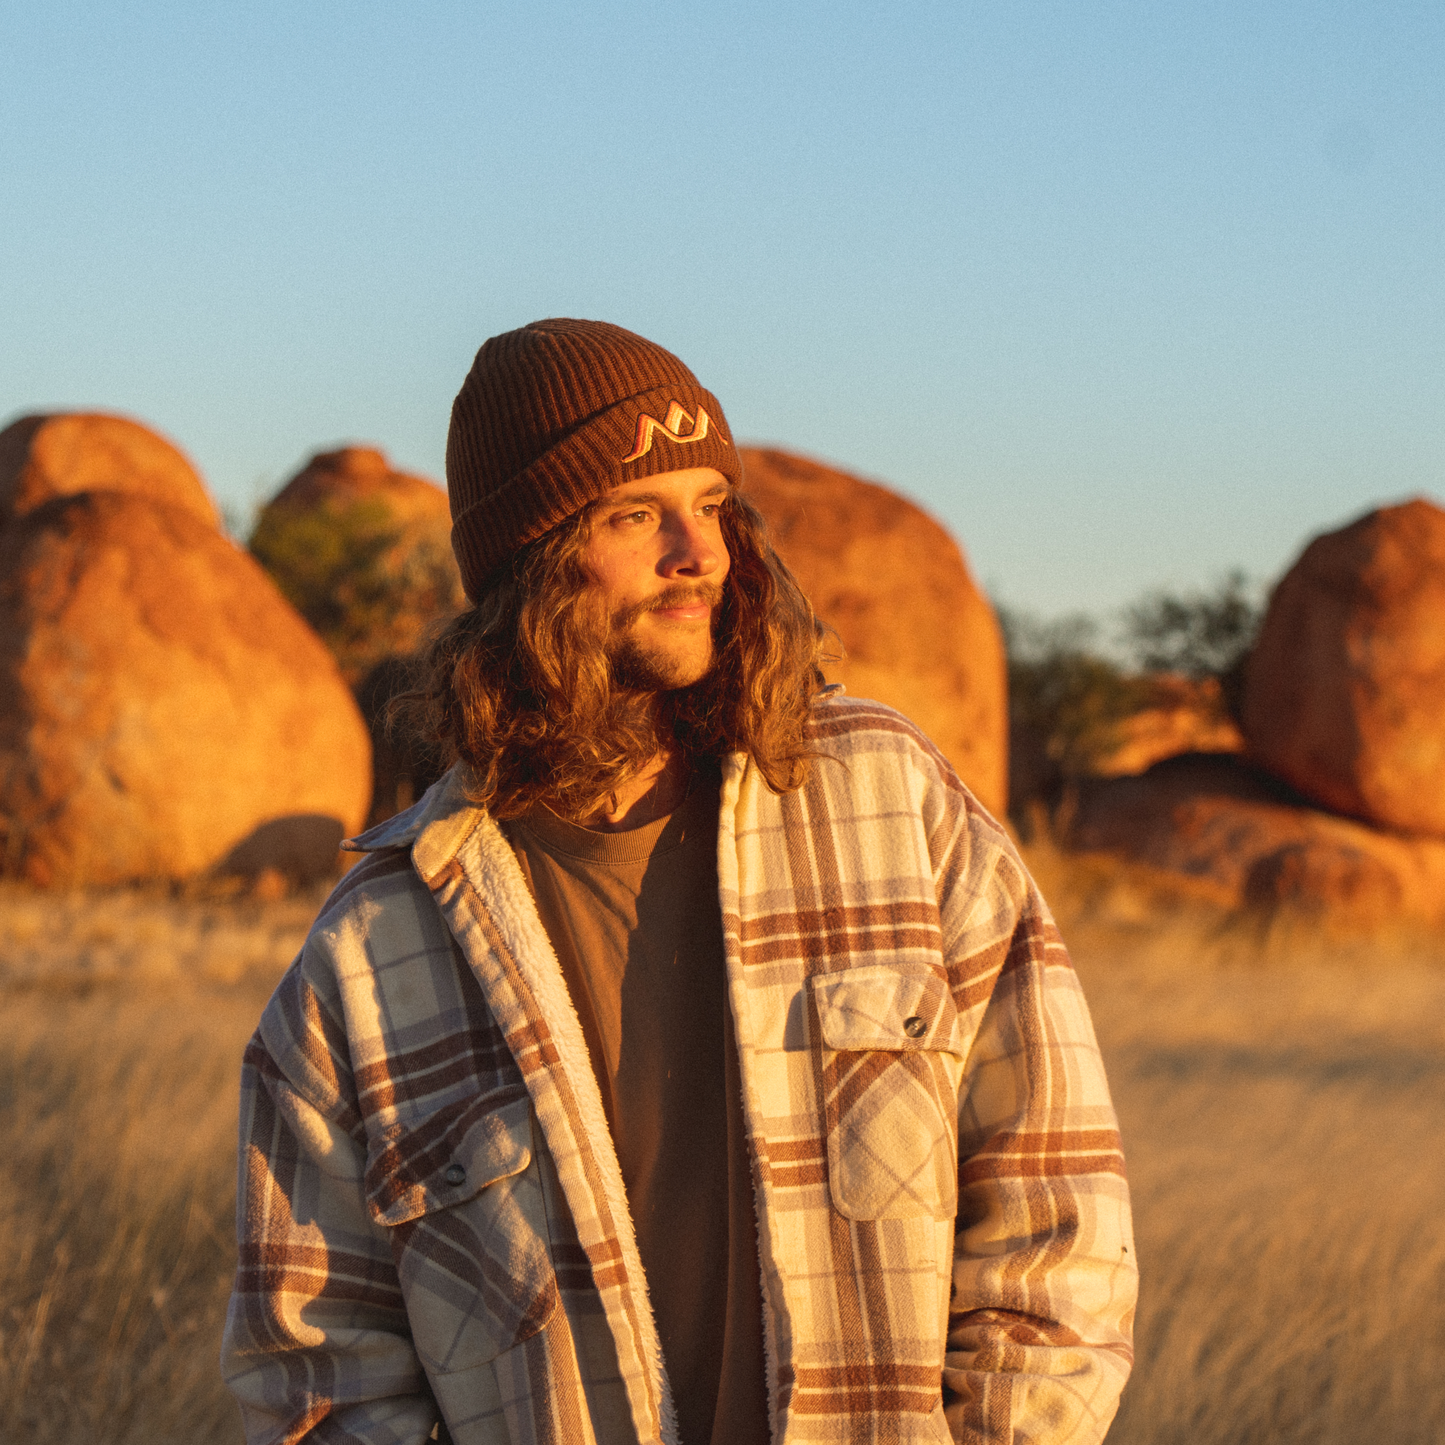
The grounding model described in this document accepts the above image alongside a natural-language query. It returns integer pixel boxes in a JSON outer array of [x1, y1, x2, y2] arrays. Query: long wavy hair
[[403, 489, 829, 820]]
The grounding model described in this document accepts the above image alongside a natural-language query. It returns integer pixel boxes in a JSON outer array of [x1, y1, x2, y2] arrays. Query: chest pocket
[[365, 1091, 559, 1373], [810, 965, 963, 1221]]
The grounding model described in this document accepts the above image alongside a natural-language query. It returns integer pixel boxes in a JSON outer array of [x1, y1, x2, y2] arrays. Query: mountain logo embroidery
[[621, 402, 715, 463]]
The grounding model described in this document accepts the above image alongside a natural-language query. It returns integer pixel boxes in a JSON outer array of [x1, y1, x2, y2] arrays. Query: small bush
[[1000, 573, 1265, 817], [999, 609, 1155, 785], [1120, 570, 1264, 706]]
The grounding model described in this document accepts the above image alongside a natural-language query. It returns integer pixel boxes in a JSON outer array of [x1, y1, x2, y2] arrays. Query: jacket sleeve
[[931, 790, 1137, 1442], [220, 960, 440, 1445]]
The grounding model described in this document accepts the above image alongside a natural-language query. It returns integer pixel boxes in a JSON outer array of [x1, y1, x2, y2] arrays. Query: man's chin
[[608, 640, 716, 693]]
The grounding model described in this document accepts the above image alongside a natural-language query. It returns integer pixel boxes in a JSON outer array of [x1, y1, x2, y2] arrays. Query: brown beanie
[[446, 318, 741, 599]]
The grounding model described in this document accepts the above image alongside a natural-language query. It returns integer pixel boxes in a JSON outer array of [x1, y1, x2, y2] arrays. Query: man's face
[[579, 466, 731, 692]]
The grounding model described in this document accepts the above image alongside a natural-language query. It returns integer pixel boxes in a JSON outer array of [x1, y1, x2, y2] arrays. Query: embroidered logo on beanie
[[620, 402, 716, 464]]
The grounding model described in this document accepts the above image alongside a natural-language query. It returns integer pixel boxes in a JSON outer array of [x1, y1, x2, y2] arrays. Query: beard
[[605, 581, 725, 693]]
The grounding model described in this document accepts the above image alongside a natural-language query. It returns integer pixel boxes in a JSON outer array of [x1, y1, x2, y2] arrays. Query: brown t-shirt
[[503, 778, 769, 1445]]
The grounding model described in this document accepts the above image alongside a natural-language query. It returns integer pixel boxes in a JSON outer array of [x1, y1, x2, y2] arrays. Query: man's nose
[[659, 514, 722, 578]]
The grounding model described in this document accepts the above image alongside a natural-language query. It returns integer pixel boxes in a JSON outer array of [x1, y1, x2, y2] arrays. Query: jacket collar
[[343, 765, 486, 881]]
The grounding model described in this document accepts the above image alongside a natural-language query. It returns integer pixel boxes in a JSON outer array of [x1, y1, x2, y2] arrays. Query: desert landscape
[[1, 413, 1442, 1442]]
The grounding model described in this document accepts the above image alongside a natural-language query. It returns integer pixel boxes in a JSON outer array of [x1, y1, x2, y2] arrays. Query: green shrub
[[1000, 573, 1265, 812], [1119, 570, 1264, 716], [999, 609, 1155, 779], [249, 501, 460, 681]]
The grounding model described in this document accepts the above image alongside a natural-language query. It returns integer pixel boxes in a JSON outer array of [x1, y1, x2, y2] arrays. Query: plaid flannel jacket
[[222, 696, 1136, 1444]]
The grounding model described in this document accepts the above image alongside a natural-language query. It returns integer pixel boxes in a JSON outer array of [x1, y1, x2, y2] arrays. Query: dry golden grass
[[1038, 843, 1445, 1445], [1094, 958, 1445, 1445], [0, 886, 317, 1444], [1, 862, 1442, 1444]]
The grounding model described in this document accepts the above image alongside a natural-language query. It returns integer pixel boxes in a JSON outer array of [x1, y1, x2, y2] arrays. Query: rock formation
[[0, 414, 373, 886], [265, 444, 451, 530], [0, 412, 219, 529], [1091, 675, 1243, 778], [251, 446, 465, 683], [1243, 497, 1445, 838], [1010, 668, 1244, 815], [739, 447, 1008, 816], [0, 491, 372, 885], [1064, 753, 1445, 933]]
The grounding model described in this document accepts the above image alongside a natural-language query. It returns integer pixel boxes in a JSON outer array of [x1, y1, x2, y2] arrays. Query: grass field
[[0, 886, 318, 1444], [1, 871, 1442, 1444]]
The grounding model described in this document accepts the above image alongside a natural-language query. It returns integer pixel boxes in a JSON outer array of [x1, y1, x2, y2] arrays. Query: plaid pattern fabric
[[222, 696, 1135, 1444]]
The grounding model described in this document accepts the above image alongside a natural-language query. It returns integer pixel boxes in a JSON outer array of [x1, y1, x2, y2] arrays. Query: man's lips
[[618, 584, 724, 627], [650, 600, 713, 622]]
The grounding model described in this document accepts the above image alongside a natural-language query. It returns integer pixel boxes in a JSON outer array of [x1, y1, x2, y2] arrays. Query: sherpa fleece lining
[[437, 794, 680, 1445]]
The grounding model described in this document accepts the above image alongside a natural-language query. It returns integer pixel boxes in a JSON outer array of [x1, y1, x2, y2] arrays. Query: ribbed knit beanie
[[446, 318, 741, 599]]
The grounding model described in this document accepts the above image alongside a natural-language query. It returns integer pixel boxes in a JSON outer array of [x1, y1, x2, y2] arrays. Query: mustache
[[614, 582, 725, 628]]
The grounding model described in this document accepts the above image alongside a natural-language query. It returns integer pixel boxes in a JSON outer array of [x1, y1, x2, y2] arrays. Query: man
[[222, 319, 1136, 1444]]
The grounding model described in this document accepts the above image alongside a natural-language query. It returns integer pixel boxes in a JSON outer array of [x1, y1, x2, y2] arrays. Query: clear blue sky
[[3, 1, 1441, 618]]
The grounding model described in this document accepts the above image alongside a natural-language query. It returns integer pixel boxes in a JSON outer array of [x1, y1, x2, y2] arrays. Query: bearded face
[[578, 468, 732, 694]]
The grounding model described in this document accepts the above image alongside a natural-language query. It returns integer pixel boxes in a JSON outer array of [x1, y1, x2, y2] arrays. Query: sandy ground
[[1, 872, 1442, 1443]]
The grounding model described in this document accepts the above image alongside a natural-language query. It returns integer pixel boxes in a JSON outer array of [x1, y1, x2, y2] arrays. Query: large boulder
[[266, 444, 452, 529], [0, 412, 220, 529], [1243, 497, 1445, 838], [740, 447, 1008, 816], [1063, 753, 1445, 933], [0, 491, 372, 885], [250, 446, 465, 683]]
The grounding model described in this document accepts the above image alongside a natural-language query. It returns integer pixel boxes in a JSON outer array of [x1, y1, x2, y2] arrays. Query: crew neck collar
[[511, 769, 720, 865]]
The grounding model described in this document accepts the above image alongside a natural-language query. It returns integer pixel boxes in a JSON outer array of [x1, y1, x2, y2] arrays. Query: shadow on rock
[[219, 814, 348, 883]]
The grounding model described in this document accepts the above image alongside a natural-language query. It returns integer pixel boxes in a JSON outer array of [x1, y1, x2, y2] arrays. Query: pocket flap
[[811, 965, 960, 1054], [365, 1090, 533, 1227]]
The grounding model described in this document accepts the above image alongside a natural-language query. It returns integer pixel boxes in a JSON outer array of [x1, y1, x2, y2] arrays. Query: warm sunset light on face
[[580, 467, 732, 692]]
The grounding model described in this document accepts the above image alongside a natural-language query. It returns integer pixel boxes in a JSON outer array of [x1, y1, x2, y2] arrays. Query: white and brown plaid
[[222, 696, 1136, 1444]]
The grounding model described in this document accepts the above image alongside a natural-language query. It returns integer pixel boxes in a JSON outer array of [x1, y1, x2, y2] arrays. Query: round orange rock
[[1243, 497, 1445, 838], [0, 412, 220, 529], [0, 491, 372, 885], [740, 447, 1008, 817]]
